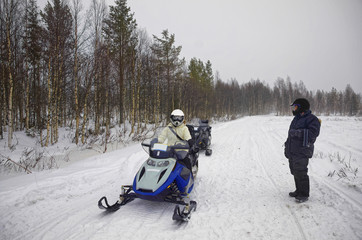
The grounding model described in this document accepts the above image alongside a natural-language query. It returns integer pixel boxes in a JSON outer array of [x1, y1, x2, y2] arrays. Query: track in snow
[[1, 116, 361, 240]]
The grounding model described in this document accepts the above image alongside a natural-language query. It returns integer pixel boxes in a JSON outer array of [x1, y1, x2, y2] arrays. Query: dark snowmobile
[[98, 138, 198, 221], [187, 119, 212, 156]]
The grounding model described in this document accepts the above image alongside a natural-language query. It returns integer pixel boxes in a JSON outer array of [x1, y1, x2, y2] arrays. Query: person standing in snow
[[158, 109, 195, 171], [284, 98, 321, 203]]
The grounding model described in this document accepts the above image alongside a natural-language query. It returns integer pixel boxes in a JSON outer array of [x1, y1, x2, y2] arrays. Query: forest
[[1, 0, 361, 149]]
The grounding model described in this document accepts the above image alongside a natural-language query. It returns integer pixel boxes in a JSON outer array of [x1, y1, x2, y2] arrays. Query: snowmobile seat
[[199, 120, 210, 128], [175, 150, 188, 161], [186, 124, 196, 140]]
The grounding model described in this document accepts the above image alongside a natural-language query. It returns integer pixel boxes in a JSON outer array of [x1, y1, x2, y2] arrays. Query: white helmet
[[170, 109, 184, 127]]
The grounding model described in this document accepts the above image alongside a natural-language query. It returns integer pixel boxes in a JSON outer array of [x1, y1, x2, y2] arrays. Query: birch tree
[[41, 0, 72, 145], [2, 0, 22, 147], [71, 0, 87, 144]]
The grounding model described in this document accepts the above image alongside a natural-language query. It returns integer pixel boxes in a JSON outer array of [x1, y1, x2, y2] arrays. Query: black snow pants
[[289, 156, 310, 197]]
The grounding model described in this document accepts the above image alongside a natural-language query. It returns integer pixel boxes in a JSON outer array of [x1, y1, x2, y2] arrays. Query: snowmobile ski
[[98, 185, 136, 212], [172, 201, 197, 221], [98, 196, 122, 212], [205, 149, 212, 156]]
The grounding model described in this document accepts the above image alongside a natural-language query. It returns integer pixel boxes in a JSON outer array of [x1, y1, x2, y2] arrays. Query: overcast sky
[[39, 0, 362, 93]]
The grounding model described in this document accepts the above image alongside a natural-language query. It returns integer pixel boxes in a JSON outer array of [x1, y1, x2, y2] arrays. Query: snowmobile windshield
[[144, 138, 189, 160], [167, 140, 189, 161], [153, 139, 189, 151]]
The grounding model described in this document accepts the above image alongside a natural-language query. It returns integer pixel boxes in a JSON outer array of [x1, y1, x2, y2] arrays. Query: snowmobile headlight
[[147, 159, 156, 166], [157, 160, 169, 167]]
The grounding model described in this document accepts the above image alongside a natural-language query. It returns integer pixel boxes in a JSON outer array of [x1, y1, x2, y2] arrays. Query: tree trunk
[[130, 56, 135, 136], [6, 18, 14, 148], [81, 99, 88, 145], [119, 52, 124, 125], [1, 64, 6, 139], [25, 59, 30, 130], [136, 61, 141, 134], [36, 61, 43, 146], [81, 67, 91, 144], [156, 67, 160, 125], [45, 57, 52, 147], [24, 0, 30, 131], [104, 46, 110, 152], [74, 22, 79, 144]]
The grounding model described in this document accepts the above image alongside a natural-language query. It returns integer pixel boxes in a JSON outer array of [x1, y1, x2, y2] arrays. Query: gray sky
[[125, 0, 362, 93], [39, 0, 362, 93]]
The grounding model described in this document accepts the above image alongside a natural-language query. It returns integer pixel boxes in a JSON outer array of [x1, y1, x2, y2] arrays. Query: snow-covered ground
[[1, 116, 361, 240]]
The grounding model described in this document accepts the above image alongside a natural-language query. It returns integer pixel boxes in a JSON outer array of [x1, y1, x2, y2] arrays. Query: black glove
[[284, 147, 289, 159], [284, 141, 290, 159]]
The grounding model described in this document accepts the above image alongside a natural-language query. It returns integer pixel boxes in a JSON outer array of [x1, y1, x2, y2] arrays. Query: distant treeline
[[1, 0, 361, 148]]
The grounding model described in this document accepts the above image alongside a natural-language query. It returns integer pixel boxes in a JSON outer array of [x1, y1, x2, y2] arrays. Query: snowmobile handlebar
[[141, 143, 151, 147], [141, 142, 189, 150], [169, 145, 190, 150]]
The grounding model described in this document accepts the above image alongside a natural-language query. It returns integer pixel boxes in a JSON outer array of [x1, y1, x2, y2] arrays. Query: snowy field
[[0, 115, 361, 240]]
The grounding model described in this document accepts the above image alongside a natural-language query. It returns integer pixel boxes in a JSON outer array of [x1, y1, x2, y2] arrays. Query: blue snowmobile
[[98, 138, 198, 221]]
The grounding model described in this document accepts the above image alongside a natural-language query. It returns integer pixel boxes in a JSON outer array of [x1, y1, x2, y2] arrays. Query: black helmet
[[290, 98, 310, 115]]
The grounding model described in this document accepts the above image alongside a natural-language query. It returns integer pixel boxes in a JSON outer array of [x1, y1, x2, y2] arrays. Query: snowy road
[[1, 116, 362, 240]]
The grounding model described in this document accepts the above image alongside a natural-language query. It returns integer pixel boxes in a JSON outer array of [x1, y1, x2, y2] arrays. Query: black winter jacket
[[284, 110, 321, 159]]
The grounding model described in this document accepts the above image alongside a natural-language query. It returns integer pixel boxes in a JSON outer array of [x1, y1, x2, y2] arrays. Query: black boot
[[294, 171, 310, 198], [289, 191, 298, 197], [295, 196, 308, 203]]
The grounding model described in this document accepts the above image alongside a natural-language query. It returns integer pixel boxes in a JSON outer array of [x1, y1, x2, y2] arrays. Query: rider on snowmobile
[[158, 109, 195, 170], [158, 109, 192, 145]]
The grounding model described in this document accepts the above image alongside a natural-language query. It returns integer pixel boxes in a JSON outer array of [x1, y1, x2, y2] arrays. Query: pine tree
[[24, 0, 42, 132], [151, 30, 182, 115], [103, 0, 137, 125]]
